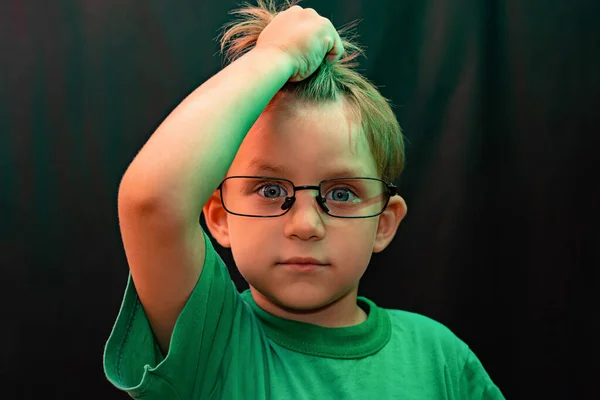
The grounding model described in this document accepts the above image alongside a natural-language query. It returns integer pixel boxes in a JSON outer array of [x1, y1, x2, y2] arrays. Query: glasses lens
[[221, 177, 388, 217], [320, 178, 388, 217], [222, 177, 293, 217]]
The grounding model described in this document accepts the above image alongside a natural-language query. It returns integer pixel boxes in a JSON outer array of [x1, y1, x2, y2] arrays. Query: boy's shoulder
[[382, 306, 468, 350], [384, 307, 451, 328]]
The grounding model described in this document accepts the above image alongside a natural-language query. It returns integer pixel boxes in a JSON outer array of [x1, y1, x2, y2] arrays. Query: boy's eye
[[257, 182, 289, 198], [326, 187, 357, 202]]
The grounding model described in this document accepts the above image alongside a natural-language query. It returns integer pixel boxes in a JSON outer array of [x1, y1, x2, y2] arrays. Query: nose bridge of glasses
[[285, 184, 328, 214], [288, 185, 324, 207], [292, 184, 322, 195]]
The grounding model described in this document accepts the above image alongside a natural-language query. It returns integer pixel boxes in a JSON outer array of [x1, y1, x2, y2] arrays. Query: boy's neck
[[249, 286, 368, 327]]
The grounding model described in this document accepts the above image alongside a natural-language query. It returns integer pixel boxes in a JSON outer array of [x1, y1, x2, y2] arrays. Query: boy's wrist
[[249, 45, 295, 83]]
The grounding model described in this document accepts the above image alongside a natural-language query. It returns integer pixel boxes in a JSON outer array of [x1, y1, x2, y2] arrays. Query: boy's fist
[[256, 5, 345, 82]]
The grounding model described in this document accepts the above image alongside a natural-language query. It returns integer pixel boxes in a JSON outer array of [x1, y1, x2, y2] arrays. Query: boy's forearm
[[118, 47, 293, 219]]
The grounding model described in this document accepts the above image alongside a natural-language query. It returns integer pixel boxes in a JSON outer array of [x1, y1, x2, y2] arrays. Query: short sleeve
[[458, 349, 506, 400], [103, 228, 253, 399]]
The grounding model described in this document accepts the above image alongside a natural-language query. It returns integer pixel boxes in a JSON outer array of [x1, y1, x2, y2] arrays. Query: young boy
[[104, 1, 505, 398]]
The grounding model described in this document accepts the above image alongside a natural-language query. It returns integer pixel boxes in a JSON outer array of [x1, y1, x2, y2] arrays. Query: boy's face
[[204, 99, 406, 320]]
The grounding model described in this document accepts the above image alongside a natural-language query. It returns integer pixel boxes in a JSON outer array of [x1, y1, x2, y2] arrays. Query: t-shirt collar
[[241, 290, 391, 359]]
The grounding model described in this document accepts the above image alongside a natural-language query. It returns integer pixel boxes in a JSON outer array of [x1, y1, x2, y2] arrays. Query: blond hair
[[218, 0, 405, 183]]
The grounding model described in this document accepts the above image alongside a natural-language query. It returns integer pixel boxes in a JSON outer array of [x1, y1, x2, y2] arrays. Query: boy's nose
[[283, 192, 327, 239], [283, 190, 329, 214]]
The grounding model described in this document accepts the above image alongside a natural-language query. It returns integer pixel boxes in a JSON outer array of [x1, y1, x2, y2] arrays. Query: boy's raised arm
[[118, 46, 294, 219], [115, 6, 344, 355], [116, 47, 294, 355]]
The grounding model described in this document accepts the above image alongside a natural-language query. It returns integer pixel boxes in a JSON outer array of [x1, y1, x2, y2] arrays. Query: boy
[[104, 1, 505, 398]]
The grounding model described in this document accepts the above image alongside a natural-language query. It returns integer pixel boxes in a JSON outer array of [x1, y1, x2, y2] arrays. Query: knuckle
[[319, 16, 333, 28]]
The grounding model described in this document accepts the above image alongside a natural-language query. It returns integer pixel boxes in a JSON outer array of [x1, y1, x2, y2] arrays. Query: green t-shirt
[[104, 229, 505, 399]]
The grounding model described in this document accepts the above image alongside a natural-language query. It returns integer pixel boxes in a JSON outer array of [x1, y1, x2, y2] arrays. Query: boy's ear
[[202, 191, 231, 248], [372, 195, 407, 254]]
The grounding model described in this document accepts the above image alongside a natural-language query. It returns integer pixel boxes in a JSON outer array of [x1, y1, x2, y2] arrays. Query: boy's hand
[[256, 5, 344, 82]]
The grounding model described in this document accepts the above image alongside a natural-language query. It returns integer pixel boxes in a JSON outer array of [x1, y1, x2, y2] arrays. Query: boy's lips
[[278, 256, 329, 265]]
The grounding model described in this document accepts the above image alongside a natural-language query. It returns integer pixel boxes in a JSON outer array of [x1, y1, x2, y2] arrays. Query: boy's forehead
[[229, 99, 378, 179], [259, 101, 365, 149], [244, 156, 370, 179], [233, 135, 377, 180]]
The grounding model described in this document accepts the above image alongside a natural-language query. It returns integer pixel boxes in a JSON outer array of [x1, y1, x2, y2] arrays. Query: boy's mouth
[[278, 263, 329, 273], [278, 256, 329, 265]]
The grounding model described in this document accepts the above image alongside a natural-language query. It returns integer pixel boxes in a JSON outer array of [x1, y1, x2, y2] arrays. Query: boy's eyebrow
[[246, 158, 367, 178]]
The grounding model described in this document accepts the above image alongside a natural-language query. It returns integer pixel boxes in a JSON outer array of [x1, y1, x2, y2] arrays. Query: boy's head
[[203, 0, 407, 320]]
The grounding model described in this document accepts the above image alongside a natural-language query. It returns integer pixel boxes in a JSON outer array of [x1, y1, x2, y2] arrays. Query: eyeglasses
[[217, 176, 398, 218]]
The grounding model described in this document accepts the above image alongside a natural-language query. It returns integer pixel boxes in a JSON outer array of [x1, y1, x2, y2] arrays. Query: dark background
[[2, 0, 599, 398]]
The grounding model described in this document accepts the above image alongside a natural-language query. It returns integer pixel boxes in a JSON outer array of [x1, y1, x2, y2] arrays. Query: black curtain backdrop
[[2, 0, 598, 398]]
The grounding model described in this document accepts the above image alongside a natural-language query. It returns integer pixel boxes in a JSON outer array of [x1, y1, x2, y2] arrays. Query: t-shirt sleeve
[[103, 228, 253, 399], [458, 348, 506, 400]]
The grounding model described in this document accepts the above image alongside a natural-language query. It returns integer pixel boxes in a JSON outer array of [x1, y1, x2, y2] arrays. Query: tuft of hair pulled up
[[217, 0, 405, 183]]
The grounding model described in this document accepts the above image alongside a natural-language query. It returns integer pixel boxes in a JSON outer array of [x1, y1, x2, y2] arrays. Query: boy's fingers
[[326, 31, 344, 63]]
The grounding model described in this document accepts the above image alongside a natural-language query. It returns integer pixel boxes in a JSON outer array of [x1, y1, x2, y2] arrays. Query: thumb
[[326, 34, 344, 64]]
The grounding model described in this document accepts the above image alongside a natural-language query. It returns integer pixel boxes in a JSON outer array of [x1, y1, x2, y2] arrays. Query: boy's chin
[[259, 285, 350, 313]]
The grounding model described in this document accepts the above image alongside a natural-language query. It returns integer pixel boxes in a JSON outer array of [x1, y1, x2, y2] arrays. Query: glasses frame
[[217, 175, 398, 219]]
